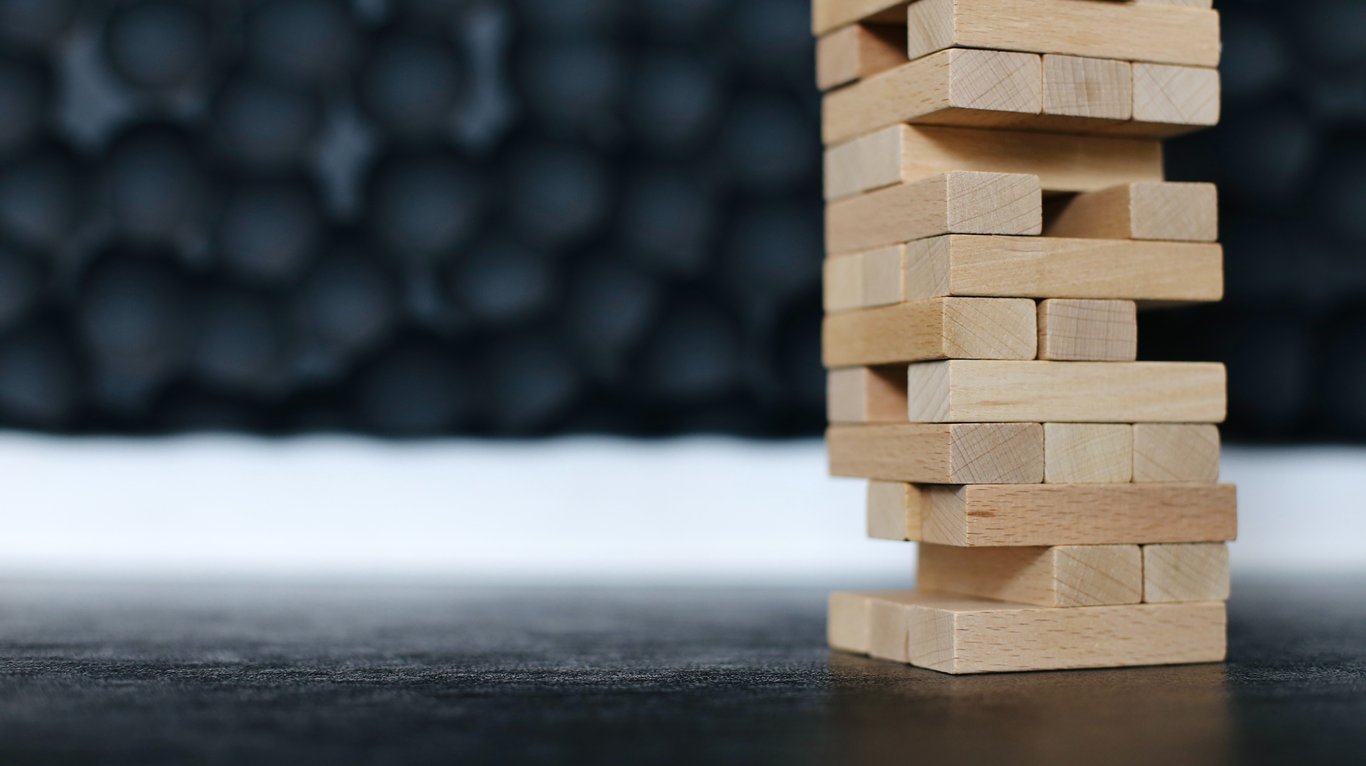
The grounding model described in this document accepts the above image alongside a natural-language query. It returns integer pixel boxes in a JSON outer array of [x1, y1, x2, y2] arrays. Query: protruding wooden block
[[822, 48, 1042, 145], [918, 543, 1143, 607], [906, 360, 1227, 423], [1131, 64, 1220, 130], [817, 23, 907, 91], [826, 171, 1041, 254], [1133, 424, 1221, 483], [1045, 182, 1218, 242], [828, 366, 906, 423], [823, 245, 905, 312], [906, 0, 1221, 67], [1144, 543, 1231, 603], [1043, 55, 1132, 120], [828, 591, 876, 654], [1044, 423, 1133, 483], [827, 423, 1044, 484], [822, 298, 1037, 367], [1037, 299, 1138, 362], [903, 235, 1223, 304], [823, 124, 1163, 201], [812, 0, 907, 36], [868, 482, 1237, 546]]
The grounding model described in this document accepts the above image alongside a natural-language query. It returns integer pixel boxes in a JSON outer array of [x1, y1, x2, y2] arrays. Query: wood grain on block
[[823, 297, 1036, 367], [822, 48, 1042, 145], [826, 171, 1041, 254], [919, 482, 1238, 547], [1133, 424, 1221, 482], [828, 366, 907, 423], [1144, 543, 1231, 603], [866, 480, 922, 541], [823, 124, 1163, 201], [1042, 55, 1132, 120], [905, 360, 1227, 423], [817, 23, 907, 91], [906, 0, 1221, 67], [868, 595, 916, 661], [1044, 423, 1134, 483], [918, 543, 1143, 607], [828, 591, 876, 654], [826, 423, 1044, 484], [904, 235, 1223, 304], [1044, 182, 1218, 242], [823, 246, 905, 312], [1130, 64, 1220, 130], [811, 0, 907, 35], [1037, 299, 1138, 362]]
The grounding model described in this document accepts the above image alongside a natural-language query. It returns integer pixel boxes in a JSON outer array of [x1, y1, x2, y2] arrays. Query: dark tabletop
[[0, 575, 1363, 765]]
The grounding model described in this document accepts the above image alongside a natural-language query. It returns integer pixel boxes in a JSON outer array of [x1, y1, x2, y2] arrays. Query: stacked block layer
[[814, 0, 1235, 674]]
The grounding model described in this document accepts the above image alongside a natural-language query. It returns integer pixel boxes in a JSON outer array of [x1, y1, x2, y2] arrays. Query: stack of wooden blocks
[[815, 0, 1236, 674]]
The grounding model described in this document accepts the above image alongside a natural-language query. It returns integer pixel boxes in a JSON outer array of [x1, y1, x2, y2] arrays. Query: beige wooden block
[[1135, 0, 1213, 7], [866, 480, 922, 541], [823, 124, 1163, 201], [828, 591, 877, 654], [1045, 182, 1218, 242], [822, 48, 1042, 145], [906, 0, 1220, 67], [826, 171, 1041, 255], [1144, 543, 1231, 603], [811, 0, 907, 35], [1038, 299, 1138, 361], [868, 595, 915, 661], [906, 360, 1227, 423], [828, 366, 906, 423], [1133, 424, 1221, 482], [822, 246, 905, 312], [1043, 55, 1132, 120], [1044, 423, 1133, 483], [904, 235, 1223, 305], [817, 23, 907, 91], [1131, 64, 1220, 129], [918, 543, 1143, 607], [826, 423, 1044, 484], [823, 297, 1036, 367]]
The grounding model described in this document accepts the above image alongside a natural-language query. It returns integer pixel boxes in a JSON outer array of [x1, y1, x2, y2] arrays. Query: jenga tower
[[814, 0, 1235, 673]]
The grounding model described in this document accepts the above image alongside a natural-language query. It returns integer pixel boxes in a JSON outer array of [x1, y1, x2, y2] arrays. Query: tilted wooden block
[[906, 0, 1221, 67], [811, 0, 907, 36], [822, 297, 1037, 367], [1044, 423, 1133, 483], [1133, 424, 1221, 482], [868, 481, 1237, 546], [828, 590, 876, 654], [826, 171, 1041, 254], [823, 245, 905, 312], [1044, 182, 1218, 242], [918, 543, 1143, 607], [828, 366, 906, 423], [1042, 54, 1132, 121], [906, 360, 1227, 423], [1037, 299, 1138, 361], [817, 23, 907, 91], [903, 235, 1223, 304], [823, 124, 1163, 201], [1144, 543, 1231, 603], [827, 423, 1044, 484], [1130, 64, 1220, 132]]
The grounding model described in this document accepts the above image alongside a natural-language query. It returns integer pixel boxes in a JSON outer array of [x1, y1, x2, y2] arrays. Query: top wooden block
[[812, 0, 907, 36]]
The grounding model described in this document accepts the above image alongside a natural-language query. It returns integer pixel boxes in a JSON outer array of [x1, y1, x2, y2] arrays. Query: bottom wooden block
[[828, 590, 1226, 674]]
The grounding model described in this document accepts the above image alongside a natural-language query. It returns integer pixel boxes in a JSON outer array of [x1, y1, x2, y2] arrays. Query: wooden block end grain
[[828, 366, 906, 424], [1133, 424, 1221, 482], [1144, 543, 1231, 603], [1044, 182, 1219, 243], [866, 480, 922, 541], [918, 543, 1143, 607], [1133, 63, 1221, 128], [828, 590, 876, 654], [827, 423, 1044, 484], [1043, 55, 1133, 121], [1044, 423, 1133, 483], [1038, 299, 1138, 361], [816, 23, 907, 91]]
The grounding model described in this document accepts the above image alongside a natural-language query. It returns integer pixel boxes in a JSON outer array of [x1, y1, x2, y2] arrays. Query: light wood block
[[1045, 182, 1218, 242], [826, 171, 1041, 255], [1130, 64, 1220, 131], [904, 235, 1223, 304], [1037, 299, 1138, 362], [1135, 0, 1213, 7], [1144, 543, 1231, 603], [906, 0, 1221, 67], [828, 366, 906, 423], [906, 360, 1226, 424], [812, 0, 907, 36], [1043, 55, 1132, 120], [822, 48, 1042, 145], [1044, 423, 1133, 483], [822, 297, 1037, 367], [868, 482, 1237, 546], [1133, 424, 1221, 483], [918, 543, 1143, 607], [823, 124, 1163, 201], [828, 591, 876, 653], [823, 245, 905, 312], [827, 423, 1044, 484], [817, 23, 907, 91]]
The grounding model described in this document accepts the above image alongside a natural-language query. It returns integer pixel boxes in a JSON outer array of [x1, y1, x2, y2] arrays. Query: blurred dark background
[[0, 0, 1358, 441]]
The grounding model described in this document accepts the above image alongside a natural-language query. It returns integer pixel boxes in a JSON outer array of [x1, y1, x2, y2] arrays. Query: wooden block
[[918, 543, 1143, 607], [1135, 0, 1213, 7], [1037, 299, 1138, 362], [1144, 543, 1231, 603], [821, 48, 1042, 145], [866, 480, 922, 541], [1044, 423, 1133, 483], [817, 23, 907, 90], [906, 0, 1221, 67], [823, 124, 1163, 202], [868, 595, 916, 661], [906, 360, 1227, 423], [826, 171, 1041, 255], [1044, 182, 1218, 242], [914, 483, 1238, 547], [1042, 55, 1132, 120], [828, 366, 906, 423], [822, 297, 1036, 367], [1131, 64, 1220, 129], [812, 0, 906, 36], [823, 245, 905, 312], [828, 591, 876, 654], [1133, 424, 1221, 483], [827, 423, 1044, 484]]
